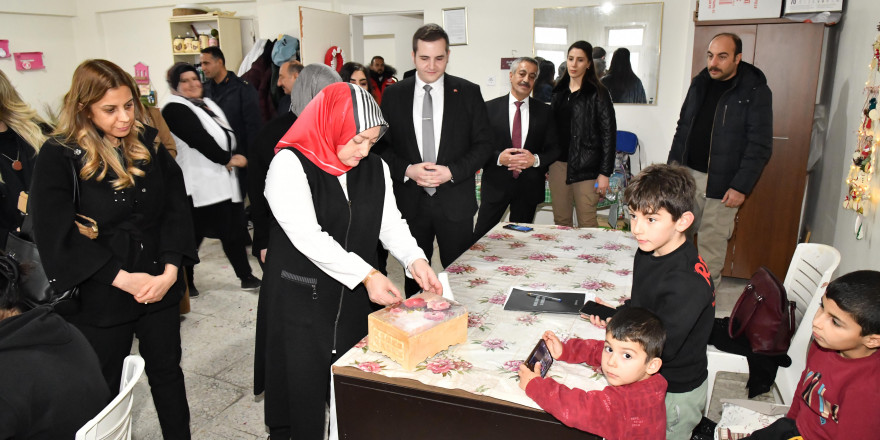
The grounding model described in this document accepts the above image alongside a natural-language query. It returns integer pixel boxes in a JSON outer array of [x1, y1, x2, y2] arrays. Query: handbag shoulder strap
[[728, 282, 763, 338], [70, 155, 81, 210]]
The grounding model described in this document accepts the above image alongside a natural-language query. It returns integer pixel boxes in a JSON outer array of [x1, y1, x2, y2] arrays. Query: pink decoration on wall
[[0, 40, 9, 58], [134, 62, 151, 83], [13, 52, 44, 71]]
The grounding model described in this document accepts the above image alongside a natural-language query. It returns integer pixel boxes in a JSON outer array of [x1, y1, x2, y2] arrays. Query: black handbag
[[5, 157, 85, 310], [5, 225, 79, 310]]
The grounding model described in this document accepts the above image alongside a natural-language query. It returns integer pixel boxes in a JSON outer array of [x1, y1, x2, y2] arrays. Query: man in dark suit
[[473, 57, 559, 240], [377, 23, 493, 295]]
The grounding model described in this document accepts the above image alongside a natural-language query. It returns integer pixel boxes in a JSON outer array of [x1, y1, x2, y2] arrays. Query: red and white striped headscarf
[[275, 82, 388, 176]]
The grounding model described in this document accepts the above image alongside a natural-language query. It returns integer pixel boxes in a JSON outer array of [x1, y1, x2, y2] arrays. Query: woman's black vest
[[263, 148, 385, 352]]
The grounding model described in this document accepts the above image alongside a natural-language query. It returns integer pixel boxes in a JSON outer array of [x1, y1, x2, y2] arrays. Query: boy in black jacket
[[586, 164, 715, 439]]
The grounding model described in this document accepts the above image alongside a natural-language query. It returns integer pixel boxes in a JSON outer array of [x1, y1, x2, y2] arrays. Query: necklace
[[0, 149, 22, 171]]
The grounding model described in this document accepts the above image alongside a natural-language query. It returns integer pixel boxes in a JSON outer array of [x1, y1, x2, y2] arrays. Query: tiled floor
[[129, 238, 767, 438]]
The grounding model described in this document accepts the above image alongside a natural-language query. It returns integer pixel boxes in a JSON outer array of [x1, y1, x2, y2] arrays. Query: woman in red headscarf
[[257, 82, 441, 439]]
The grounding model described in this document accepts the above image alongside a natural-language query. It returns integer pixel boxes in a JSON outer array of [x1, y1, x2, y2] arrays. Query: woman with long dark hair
[[601, 48, 647, 104], [533, 59, 556, 103], [29, 59, 197, 438], [548, 40, 617, 227]]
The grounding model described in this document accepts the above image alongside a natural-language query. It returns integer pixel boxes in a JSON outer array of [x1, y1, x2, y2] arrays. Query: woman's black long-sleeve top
[[551, 77, 617, 184], [29, 125, 198, 327]]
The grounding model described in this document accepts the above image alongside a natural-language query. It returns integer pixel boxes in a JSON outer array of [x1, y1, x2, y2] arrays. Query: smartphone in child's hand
[[525, 339, 554, 378], [580, 301, 617, 321], [503, 224, 534, 232]]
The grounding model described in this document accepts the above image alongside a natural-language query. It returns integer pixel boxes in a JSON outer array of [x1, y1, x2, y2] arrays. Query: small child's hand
[[542, 331, 564, 359], [583, 314, 611, 328], [518, 362, 542, 391], [581, 297, 614, 328]]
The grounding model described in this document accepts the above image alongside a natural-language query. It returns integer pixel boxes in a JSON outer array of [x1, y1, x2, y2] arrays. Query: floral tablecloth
[[333, 223, 638, 410]]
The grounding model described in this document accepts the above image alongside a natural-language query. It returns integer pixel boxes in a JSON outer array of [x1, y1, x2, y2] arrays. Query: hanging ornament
[[856, 214, 865, 240], [842, 29, 880, 239]]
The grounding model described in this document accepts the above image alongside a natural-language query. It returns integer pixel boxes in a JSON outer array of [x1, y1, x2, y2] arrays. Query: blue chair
[[606, 131, 639, 229], [616, 130, 639, 155]]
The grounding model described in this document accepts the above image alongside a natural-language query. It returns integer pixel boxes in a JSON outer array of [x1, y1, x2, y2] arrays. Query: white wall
[[361, 13, 424, 74], [801, 3, 880, 274], [0, 3, 79, 118]]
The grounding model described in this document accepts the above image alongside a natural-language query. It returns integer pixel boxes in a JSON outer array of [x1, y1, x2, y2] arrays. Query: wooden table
[[332, 224, 638, 439]]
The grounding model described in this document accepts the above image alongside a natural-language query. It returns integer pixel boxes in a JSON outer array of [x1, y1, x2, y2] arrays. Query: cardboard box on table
[[368, 292, 467, 371]]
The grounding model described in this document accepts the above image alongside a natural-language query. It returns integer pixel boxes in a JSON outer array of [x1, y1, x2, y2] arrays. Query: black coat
[[29, 126, 198, 327], [668, 62, 773, 198], [0, 307, 110, 439], [481, 95, 559, 206], [0, 130, 37, 249], [551, 77, 617, 183], [376, 74, 493, 222], [601, 73, 647, 104], [203, 70, 263, 155]]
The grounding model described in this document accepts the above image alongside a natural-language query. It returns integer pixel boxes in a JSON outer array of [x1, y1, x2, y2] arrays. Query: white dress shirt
[[412, 74, 444, 163], [497, 94, 540, 167], [265, 150, 427, 290]]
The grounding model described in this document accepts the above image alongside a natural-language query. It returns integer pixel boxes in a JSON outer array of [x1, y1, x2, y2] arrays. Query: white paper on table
[[438, 272, 454, 301]]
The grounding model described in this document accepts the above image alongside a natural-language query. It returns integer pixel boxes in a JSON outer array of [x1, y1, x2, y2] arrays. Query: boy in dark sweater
[[586, 164, 715, 439], [520, 307, 668, 439], [744, 270, 880, 440]]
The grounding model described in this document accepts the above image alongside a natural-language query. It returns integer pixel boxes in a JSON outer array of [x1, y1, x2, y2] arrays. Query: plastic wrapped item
[[368, 292, 468, 370]]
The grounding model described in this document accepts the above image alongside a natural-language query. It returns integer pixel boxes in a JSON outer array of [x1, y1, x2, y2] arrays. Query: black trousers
[[404, 193, 474, 296], [75, 305, 190, 439], [266, 350, 342, 440], [473, 192, 539, 242], [189, 198, 253, 280]]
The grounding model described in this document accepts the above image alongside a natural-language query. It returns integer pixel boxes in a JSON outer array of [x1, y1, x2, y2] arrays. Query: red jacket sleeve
[[525, 375, 625, 438], [558, 338, 604, 367]]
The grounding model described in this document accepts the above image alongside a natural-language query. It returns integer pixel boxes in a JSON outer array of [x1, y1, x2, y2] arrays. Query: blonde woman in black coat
[[0, 69, 49, 249], [29, 59, 197, 439]]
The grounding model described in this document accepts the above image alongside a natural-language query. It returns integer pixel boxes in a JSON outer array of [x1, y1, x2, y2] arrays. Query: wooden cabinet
[[691, 21, 825, 280], [168, 15, 242, 72]]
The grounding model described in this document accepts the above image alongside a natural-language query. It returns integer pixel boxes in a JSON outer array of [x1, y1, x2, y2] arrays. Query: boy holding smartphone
[[519, 307, 667, 439]]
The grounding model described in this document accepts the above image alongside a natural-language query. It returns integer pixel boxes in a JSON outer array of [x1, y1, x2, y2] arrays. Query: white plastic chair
[[705, 243, 841, 414], [76, 355, 146, 440]]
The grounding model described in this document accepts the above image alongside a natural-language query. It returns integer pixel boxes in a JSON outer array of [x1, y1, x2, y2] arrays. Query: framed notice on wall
[[442, 7, 468, 46]]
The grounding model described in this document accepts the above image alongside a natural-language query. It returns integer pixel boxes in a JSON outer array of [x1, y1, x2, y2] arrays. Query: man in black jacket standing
[[376, 24, 492, 295], [668, 33, 772, 287], [474, 57, 558, 240], [201, 47, 262, 198]]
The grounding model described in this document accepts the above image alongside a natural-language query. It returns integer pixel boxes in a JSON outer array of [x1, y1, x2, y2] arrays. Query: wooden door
[[691, 22, 824, 280], [727, 23, 824, 279], [299, 7, 351, 67]]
